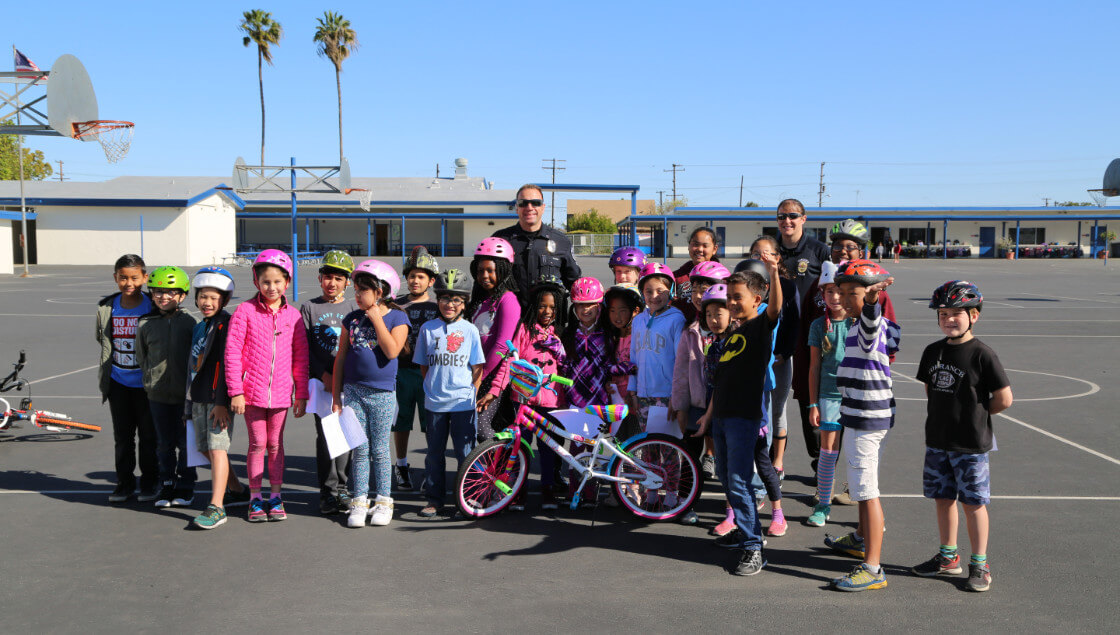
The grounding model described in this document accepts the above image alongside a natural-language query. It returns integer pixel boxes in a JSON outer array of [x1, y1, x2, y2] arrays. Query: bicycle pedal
[[569, 495, 581, 511]]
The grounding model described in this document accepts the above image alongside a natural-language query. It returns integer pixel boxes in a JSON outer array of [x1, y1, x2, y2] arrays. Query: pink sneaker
[[767, 515, 788, 537], [711, 516, 737, 537]]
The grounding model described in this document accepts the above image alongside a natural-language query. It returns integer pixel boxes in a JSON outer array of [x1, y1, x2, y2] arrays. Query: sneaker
[[192, 504, 227, 530], [108, 483, 134, 503], [805, 503, 831, 527], [715, 528, 745, 548], [394, 464, 414, 491], [732, 548, 767, 576], [711, 515, 737, 537], [701, 455, 717, 480], [137, 485, 160, 502], [248, 498, 268, 522], [679, 510, 699, 525], [824, 532, 866, 559], [336, 491, 352, 511], [767, 515, 788, 537], [541, 490, 559, 511], [509, 503, 525, 512], [170, 489, 194, 507], [319, 494, 339, 515], [224, 488, 251, 508], [370, 495, 394, 526], [912, 553, 963, 577], [756, 497, 767, 512], [966, 563, 992, 592], [347, 497, 369, 528], [418, 504, 439, 518], [832, 563, 888, 592], [154, 483, 175, 508], [832, 486, 855, 506], [266, 496, 287, 521]]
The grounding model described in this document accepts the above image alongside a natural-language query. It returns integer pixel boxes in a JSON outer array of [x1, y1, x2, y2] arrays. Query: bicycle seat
[[584, 404, 628, 426]]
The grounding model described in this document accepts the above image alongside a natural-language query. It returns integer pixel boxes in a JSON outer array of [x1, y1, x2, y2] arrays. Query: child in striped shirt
[[824, 260, 900, 592]]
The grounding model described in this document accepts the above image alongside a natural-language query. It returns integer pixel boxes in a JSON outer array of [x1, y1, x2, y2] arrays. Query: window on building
[[899, 227, 936, 245], [1013, 227, 1046, 244]]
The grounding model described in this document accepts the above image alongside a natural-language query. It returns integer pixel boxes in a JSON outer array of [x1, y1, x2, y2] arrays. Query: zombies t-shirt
[[413, 317, 485, 412], [916, 338, 1009, 453]]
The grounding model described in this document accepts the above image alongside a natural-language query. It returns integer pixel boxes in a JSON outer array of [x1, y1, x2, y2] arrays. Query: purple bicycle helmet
[[689, 261, 730, 282], [700, 283, 728, 311], [570, 277, 605, 304], [253, 249, 294, 280], [609, 246, 647, 269], [352, 259, 401, 298], [474, 237, 515, 263]]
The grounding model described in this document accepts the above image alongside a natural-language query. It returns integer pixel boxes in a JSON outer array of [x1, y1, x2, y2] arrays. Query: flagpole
[[13, 45, 30, 277]]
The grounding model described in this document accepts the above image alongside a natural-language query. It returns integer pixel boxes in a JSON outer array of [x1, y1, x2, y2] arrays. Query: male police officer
[[491, 184, 581, 299]]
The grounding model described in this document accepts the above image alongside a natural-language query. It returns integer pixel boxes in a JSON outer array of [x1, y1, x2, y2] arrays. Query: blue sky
[[4, 1, 1118, 208]]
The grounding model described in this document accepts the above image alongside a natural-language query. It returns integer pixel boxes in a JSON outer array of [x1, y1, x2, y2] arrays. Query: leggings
[[245, 405, 288, 492], [345, 384, 396, 500], [753, 433, 782, 503]]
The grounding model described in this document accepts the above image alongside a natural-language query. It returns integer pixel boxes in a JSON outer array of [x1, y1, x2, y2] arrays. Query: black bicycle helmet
[[929, 280, 983, 312], [734, 259, 769, 278]]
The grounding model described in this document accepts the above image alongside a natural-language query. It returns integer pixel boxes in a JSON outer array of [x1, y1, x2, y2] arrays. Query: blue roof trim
[[678, 206, 1120, 213], [0, 210, 37, 221], [532, 183, 641, 193], [243, 199, 511, 207], [238, 211, 519, 220], [0, 185, 245, 210], [622, 212, 1120, 224], [189, 184, 245, 210]]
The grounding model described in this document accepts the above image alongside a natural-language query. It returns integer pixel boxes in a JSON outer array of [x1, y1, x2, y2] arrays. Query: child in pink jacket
[[225, 250, 310, 522]]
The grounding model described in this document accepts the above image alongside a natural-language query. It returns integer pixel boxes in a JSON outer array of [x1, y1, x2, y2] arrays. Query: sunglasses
[[438, 296, 465, 306], [776, 213, 803, 221], [517, 199, 544, 208]]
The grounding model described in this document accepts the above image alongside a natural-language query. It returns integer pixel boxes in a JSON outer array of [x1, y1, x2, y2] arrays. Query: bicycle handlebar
[[549, 374, 574, 388]]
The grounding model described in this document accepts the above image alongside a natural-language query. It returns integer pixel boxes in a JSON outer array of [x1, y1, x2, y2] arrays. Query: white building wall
[[0, 221, 13, 274], [185, 195, 237, 266], [36, 205, 183, 266]]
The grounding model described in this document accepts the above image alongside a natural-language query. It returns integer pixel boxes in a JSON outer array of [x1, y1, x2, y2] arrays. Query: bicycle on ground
[[0, 351, 101, 434]]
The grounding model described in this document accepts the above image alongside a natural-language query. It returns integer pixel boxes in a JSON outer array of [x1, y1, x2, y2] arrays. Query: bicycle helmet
[[929, 280, 983, 312], [319, 249, 355, 275], [604, 283, 645, 310], [352, 259, 401, 298], [700, 283, 728, 311], [148, 266, 190, 292], [689, 261, 730, 283], [570, 277, 605, 304], [637, 262, 675, 294], [829, 219, 870, 247], [253, 249, 294, 280], [733, 258, 769, 279], [474, 237, 515, 263], [833, 259, 890, 287], [609, 246, 647, 269], [818, 261, 838, 287], [434, 268, 473, 298], [192, 266, 235, 294], [402, 245, 440, 277]]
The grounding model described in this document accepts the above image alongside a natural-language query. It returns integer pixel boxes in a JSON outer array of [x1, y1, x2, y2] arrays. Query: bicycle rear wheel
[[612, 434, 700, 521], [455, 438, 528, 518], [36, 416, 101, 433]]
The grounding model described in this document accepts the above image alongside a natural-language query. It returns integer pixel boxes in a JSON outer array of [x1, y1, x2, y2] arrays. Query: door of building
[[978, 227, 995, 258], [11, 218, 37, 265]]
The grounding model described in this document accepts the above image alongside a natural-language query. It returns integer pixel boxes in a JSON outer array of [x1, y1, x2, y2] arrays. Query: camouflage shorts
[[922, 447, 991, 505]]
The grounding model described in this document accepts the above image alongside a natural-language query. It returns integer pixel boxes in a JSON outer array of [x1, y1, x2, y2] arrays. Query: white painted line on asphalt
[[28, 365, 98, 385], [996, 412, 1120, 466], [893, 365, 1101, 402], [0, 313, 87, 317], [1017, 291, 1120, 304]]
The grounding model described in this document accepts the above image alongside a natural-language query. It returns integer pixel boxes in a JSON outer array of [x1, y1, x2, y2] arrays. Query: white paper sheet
[[644, 405, 681, 439], [184, 421, 210, 467], [321, 406, 368, 459], [307, 378, 337, 419]]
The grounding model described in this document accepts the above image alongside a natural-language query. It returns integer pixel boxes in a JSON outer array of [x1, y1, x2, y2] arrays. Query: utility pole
[[739, 175, 744, 207], [1042, 197, 1050, 207], [56, 160, 65, 182], [657, 190, 665, 211], [435, 163, 440, 178], [542, 158, 566, 227], [818, 161, 826, 207], [664, 163, 684, 201]]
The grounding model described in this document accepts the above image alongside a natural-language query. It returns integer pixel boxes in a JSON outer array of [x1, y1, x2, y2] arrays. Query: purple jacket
[[672, 320, 715, 411]]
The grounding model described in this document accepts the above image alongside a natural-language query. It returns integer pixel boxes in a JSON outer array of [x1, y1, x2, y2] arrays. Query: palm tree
[[239, 9, 283, 166], [313, 11, 358, 165]]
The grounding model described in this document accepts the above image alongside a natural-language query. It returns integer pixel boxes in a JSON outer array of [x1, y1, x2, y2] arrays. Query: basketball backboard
[[46, 54, 98, 138]]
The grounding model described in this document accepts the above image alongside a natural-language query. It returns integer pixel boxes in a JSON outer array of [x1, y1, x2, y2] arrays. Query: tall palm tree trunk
[[335, 68, 343, 165], [258, 48, 266, 166]]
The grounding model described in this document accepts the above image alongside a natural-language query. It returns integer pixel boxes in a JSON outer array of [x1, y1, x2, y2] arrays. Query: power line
[[664, 163, 685, 200]]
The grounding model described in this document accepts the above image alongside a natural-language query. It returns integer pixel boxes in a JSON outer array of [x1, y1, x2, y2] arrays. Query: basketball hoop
[[1087, 188, 1118, 207], [72, 120, 134, 163], [346, 188, 371, 212]]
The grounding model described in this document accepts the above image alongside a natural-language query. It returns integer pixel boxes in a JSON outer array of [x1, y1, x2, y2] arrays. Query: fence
[[570, 233, 617, 256]]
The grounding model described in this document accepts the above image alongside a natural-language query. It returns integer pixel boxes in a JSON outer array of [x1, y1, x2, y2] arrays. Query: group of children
[[96, 212, 1012, 593]]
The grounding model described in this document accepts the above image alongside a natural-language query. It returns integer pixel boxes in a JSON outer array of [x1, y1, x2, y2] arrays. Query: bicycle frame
[[495, 403, 665, 499]]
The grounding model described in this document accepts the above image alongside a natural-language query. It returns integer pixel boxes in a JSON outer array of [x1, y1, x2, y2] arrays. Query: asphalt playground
[[1, 257, 1118, 633]]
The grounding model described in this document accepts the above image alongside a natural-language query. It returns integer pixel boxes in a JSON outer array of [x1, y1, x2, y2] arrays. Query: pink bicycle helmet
[[253, 249, 294, 280], [609, 246, 647, 269], [689, 261, 730, 282], [700, 283, 728, 310], [638, 262, 676, 294], [570, 277, 605, 304], [352, 259, 401, 298], [474, 237, 515, 263]]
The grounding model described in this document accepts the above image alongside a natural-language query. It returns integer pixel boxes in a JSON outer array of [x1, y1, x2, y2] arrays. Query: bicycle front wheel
[[455, 438, 529, 518], [612, 435, 700, 522]]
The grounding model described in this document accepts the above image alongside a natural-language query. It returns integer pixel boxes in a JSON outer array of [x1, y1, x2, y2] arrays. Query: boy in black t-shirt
[[912, 281, 1012, 593], [695, 252, 782, 577]]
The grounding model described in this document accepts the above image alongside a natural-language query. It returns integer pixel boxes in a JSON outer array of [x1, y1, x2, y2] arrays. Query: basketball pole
[[13, 52, 30, 276]]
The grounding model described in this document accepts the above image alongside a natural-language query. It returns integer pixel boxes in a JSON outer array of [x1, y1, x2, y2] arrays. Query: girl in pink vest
[[225, 250, 310, 522]]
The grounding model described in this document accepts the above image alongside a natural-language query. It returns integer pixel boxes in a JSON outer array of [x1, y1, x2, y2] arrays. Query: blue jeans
[[712, 416, 763, 550], [345, 384, 395, 500], [150, 400, 196, 490], [424, 409, 476, 507]]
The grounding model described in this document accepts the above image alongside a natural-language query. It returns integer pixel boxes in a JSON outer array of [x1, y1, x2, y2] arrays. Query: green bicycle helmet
[[403, 245, 440, 277], [829, 219, 870, 247], [319, 249, 355, 275], [148, 266, 190, 292]]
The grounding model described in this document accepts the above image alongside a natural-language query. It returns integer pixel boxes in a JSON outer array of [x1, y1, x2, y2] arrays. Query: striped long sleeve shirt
[[836, 301, 901, 431]]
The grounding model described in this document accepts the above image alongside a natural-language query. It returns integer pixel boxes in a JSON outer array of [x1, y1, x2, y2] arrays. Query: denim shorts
[[843, 427, 888, 501], [818, 397, 842, 432], [922, 447, 991, 505]]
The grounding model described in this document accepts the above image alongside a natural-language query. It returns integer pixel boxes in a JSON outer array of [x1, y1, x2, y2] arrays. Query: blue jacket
[[628, 306, 686, 399]]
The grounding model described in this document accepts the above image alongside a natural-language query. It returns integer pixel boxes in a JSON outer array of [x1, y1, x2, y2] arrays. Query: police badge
[[797, 259, 809, 274], [547, 239, 556, 254]]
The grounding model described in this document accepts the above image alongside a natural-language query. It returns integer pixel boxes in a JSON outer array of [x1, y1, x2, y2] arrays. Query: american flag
[[14, 48, 43, 79]]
